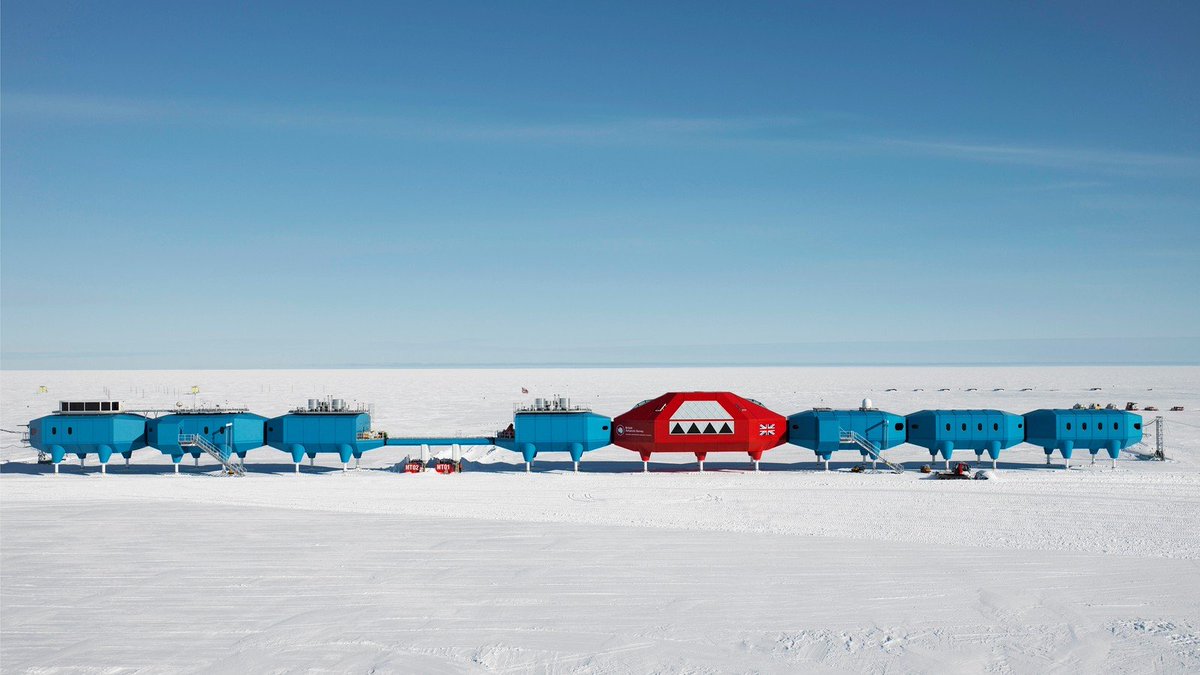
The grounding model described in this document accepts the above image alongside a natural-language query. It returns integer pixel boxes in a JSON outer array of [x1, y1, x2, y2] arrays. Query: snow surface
[[2, 366, 1199, 673]]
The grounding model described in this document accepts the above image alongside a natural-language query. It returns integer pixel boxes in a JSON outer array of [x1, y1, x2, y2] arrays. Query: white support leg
[[643, 460, 649, 473], [992, 458, 997, 470], [573, 461, 579, 473], [1064, 458, 1070, 470], [80, 457, 85, 469], [1111, 457, 1117, 470], [525, 461, 531, 473], [174, 463, 180, 474], [945, 459, 950, 472], [754, 460, 760, 472], [355, 457, 361, 469], [342, 462, 348, 472], [309, 457, 314, 467], [699, 460, 705, 473], [54, 463, 60, 475], [294, 462, 300, 474], [125, 457, 130, 467], [823, 458, 829, 472], [101, 463, 107, 475], [194, 456, 199, 467]]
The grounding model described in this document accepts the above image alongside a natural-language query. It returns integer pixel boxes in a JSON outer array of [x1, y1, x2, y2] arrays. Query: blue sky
[[2, 1, 1198, 368]]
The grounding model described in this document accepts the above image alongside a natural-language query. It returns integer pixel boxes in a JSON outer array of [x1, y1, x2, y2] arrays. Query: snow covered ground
[[2, 366, 1199, 673]]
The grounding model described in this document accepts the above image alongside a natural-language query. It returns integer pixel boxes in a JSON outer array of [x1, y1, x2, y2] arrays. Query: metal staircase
[[177, 434, 246, 476], [840, 430, 905, 474]]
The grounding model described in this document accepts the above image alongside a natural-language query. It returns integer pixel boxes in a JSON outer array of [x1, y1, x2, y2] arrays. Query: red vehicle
[[612, 391, 787, 471], [404, 459, 425, 473], [435, 460, 460, 474]]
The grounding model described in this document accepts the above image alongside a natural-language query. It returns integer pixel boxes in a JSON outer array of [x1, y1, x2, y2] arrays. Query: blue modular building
[[787, 404, 906, 469], [1023, 408, 1143, 468], [27, 401, 148, 473], [265, 398, 387, 471], [905, 409, 1025, 469], [493, 396, 612, 470], [147, 410, 267, 467]]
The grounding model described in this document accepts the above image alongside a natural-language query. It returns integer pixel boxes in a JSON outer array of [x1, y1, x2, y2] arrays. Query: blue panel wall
[[905, 409, 1024, 462], [147, 412, 267, 460], [497, 411, 612, 462], [787, 409, 906, 460], [28, 413, 149, 464], [1024, 409, 1143, 461], [265, 413, 385, 463]]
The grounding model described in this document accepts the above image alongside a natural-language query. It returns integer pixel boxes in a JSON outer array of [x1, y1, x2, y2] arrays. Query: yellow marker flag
[[38, 385, 48, 393], [190, 386, 200, 394]]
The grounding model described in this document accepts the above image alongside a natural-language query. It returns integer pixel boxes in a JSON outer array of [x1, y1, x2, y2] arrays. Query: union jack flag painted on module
[[759, 423, 776, 436]]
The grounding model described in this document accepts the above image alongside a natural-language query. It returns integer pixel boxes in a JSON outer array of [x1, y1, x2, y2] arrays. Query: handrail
[[839, 429, 905, 474], [177, 433, 246, 476]]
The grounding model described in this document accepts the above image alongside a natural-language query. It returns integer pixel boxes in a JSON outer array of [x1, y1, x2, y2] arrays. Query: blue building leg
[[289, 445, 305, 473], [50, 445, 66, 475], [1060, 441, 1075, 470], [97, 444, 113, 475], [939, 443, 954, 472], [1106, 440, 1121, 469], [520, 443, 536, 473], [986, 442, 1001, 470], [569, 443, 584, 473]]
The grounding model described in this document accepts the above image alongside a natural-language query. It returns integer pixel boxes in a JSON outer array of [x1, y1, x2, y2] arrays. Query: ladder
[[177, 434, 246, 476], [840, 429, 905, 474]]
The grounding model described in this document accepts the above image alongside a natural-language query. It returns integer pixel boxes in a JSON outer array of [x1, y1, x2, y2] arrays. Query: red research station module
[[611, 391, 787, 469]]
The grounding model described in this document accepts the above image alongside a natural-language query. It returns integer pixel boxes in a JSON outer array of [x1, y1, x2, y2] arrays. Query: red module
[[612, 392, 786, 469]]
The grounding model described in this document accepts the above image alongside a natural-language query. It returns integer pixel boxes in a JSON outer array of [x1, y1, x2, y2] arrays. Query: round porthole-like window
[[67, 427, 73, 435], [993, 423, 999, 431], [203, 426, 210, 434], [1114, 422, 1119, 430], [602, 425, 609, 431], [1098, 423, 1104, 430], [1135, 422, 1142, 430], [1082, 423, 1088, 430], [52, 426, 57, 434], [961, 423, 967, 431], [1066, 423, 1072, 431], [792, 424, 799, 429], [894, 423, 904, 431], [945, 423, 951, 431], [1018, 423, 1023, 429], [977, 423, 983, 431]]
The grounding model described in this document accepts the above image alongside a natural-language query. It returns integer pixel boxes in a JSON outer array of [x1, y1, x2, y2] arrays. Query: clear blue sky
[[2, 1, 1198, 368]]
